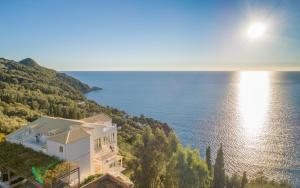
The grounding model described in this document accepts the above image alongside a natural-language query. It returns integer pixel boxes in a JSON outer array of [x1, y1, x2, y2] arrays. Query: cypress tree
[[206, 146, 212, 175], [240, 171, 248, 188], [213, 144, 225, 188]]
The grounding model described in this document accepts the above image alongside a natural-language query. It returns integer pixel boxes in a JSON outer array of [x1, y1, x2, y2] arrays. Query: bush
[[81, 174, 103, 186], [0, 133, 5, 142]]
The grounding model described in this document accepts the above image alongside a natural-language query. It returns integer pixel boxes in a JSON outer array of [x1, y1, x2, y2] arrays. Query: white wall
[[46, 137, 92, 181], [46, 140, 66, 159], [103, 120, 112, 127], [65, 137, 92, 181]]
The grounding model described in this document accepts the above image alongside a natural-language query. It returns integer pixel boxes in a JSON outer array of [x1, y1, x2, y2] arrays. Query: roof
[[81, 173, 133, 188], [28, 116, 83, 134], [7, 113, 112, 143], [47, 127, 90, 144], [81, 113, 112, 124]]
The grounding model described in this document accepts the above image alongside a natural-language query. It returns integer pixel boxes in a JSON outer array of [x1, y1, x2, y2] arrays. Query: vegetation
[[0, 57, 171, 183], [0, 133, 5, 142], [226, 173, 242, 188], [130, 126, 210, 188], [0, 141, 61, 180], [213, 144, 225, 188], [80, 173, 103, 186], [0, 58, 292, 187], [0, 141, 91, 187], [225, 171, 291, 188], [241, 172, 248, 188], [0, 58, 89, 133], [206, 146, 212, 176], [129, 127, 291, 188], [39, 162, 77, 187], [0, 58, 170, 158]]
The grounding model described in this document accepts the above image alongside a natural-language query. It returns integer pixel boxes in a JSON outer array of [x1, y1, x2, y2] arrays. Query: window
[[97, 138, 102, 149], [59, 146, 63, 153]]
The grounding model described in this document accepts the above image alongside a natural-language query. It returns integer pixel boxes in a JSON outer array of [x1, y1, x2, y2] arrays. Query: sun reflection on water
[[238, 71, 271, 137]]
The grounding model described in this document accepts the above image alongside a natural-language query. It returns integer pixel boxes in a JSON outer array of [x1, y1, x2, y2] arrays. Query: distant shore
[[84, 86, 102, 93]]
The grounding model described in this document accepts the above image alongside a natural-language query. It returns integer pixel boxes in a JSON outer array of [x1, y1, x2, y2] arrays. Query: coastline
[[84, 86, 102, 93]]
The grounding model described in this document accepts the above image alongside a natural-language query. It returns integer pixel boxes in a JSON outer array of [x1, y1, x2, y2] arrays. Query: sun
[[246, 21, 267, 40]]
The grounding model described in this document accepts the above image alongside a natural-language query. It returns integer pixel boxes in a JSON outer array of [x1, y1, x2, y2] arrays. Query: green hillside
[[0, 58, 164, 126], [0, 57, 170, 158], [0, 57, 90, 133]]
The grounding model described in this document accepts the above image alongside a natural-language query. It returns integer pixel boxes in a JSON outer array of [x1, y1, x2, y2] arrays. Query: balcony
[[95, 147, 117, 161]]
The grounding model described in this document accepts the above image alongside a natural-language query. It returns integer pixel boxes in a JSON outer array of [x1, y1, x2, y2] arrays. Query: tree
[[165, 153, 179, 188], [131, 126, 169, 188], [166, 146, 210, 188], [247, 171, 291, 188], [240, 171, 247, 188], [213, 144, 225, 188], [206, 146, 212, 176], [164, 132, 180, 188], [226, 173, 241, 188], [11, 78, 19, 84], [131, 126, 210, 188]]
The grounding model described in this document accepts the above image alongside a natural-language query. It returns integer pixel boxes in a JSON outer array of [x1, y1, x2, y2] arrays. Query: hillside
[[0, 58, 88, 132], [0, 58, 170, 159]]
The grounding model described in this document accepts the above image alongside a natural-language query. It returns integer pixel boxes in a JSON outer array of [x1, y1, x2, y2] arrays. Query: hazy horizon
[[61, 66, 300, 72]]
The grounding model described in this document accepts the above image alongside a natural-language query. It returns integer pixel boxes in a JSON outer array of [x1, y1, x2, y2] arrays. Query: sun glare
[[238, 71, 271, 137], [246, 22, 267, 40]]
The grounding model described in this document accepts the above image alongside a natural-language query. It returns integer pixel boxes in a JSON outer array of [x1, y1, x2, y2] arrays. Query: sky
[[1, 0, 300, 71]]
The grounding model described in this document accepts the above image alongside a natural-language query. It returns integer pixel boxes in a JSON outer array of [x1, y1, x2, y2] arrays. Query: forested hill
[[0, 58, 169, 135], [3, 57, 92, 93], [0, 58, 88, 133]]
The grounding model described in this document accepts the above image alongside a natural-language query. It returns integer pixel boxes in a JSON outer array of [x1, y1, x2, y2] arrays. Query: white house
[[6, 113, 126, 183]]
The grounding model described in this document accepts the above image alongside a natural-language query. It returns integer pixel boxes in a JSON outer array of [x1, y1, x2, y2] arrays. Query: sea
[[66, 71, 300, 186]]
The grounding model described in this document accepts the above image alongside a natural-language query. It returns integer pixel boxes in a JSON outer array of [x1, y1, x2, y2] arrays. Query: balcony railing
[[95, 149, 117, 160]]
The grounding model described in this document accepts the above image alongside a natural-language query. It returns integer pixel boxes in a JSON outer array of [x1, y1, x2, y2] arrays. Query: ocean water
[[67, 71, 300, 186]]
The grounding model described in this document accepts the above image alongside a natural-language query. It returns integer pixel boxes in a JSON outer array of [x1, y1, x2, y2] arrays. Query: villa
[[4, 113, 130, 186]]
